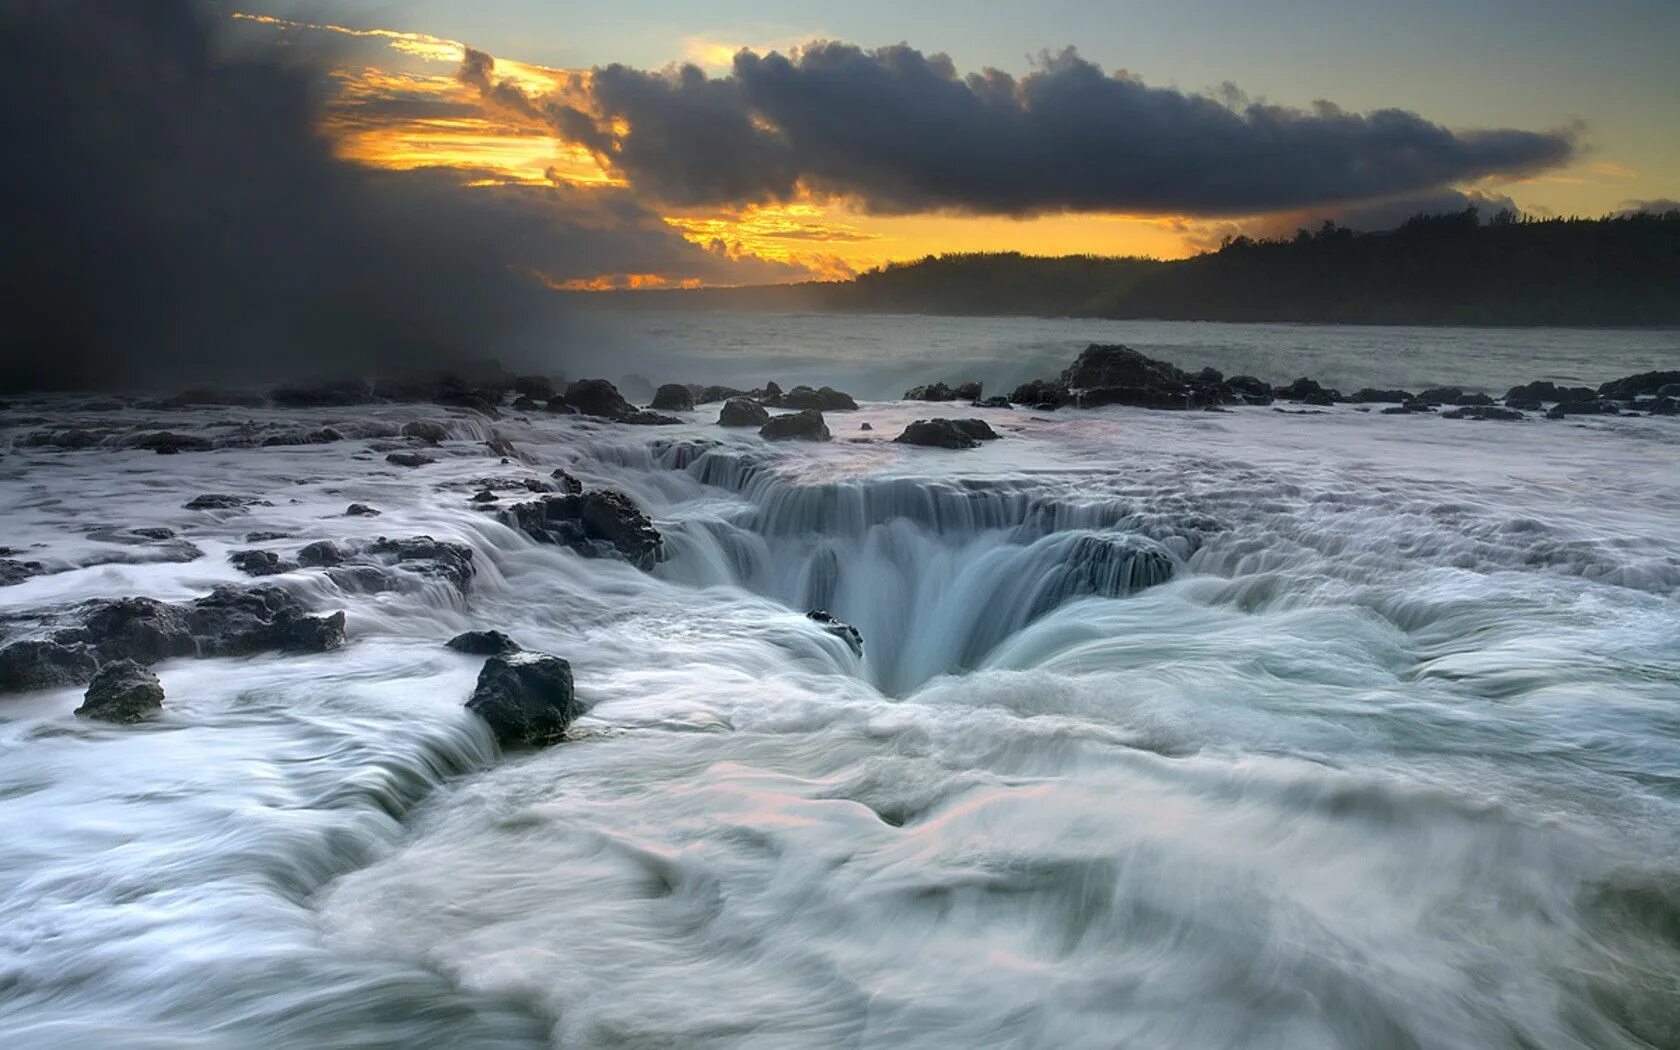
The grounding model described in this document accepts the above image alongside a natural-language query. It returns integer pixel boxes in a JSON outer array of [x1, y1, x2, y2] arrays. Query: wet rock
[[1061, 344, 1186, 392], [471, 489, 499, 504], [717, 397, 770, 427], [401, 420, 450, 444], [564, 379, 636, 420], [188, 586, 346, 655], [1504, 380, 1596, 404], [1226, 375, 1271, 401], [366, 536, 476, 591], [344, 503, 381, 517], [1504, 398, 1544, 411], [1442, 405, 1525, 421], [133, 431, 213, 454], [807, 610, 863, 656], [687, 384, 745, 405], [79, 597, 197, 663], [650, 384, 694, 411], [447, 630, 522, 656], [1414, 386, 1491, 406], [620, 410, 683, 426], [1547, 399, 1619, 419], [773, 385, 858, 412], [485, 436, 518, 458], [0, 639, 98, 692], [1349, 388, 1413, 404], [550, 469, 584, 494], [954, 381, 983, 400], [297, 540, 351, 567], [973, 395, 1013, 409], [1008, 379, 1069, 407], [1381, 402, 1435, 414], [544, 395, 576, 414], [185, 493, 267, 511], [1077, 386, 1193, 410], [270, 378, 375, 408], [132, 527, 176, 541], [859, 422, 873, 431], [951, 418, 1000, 441], [260, 427, 343, 447], [904, 382, 957, 401], [760, 409, 831, 442], [1276, 378, 1337, 405], [385, 452, 436, 468], [1641, 396, 1678, 415], [1599, 370, 1680, 400], [75, 661, 163, 723], [466, 652, 583, 748], [895, 419, 978, 449], [0, 558, 45, 586], [1457, 392, 1495, 406], [244, 532, 290, 543], [513, 375, 559, 401], [512, 396, 540, 412], [503, 490, 664, 570], [229, 550, 297, 576]]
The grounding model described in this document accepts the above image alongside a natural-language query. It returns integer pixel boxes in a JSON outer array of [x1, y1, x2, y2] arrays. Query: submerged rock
[[133, 431, 213, 454], [229, 549, 297, 577], [650, 384, 695, 411], [259, 427, 343, 448], [365, 536, 476, 591], [447, 630, 523, 656], [75, 661, 163, 723], [466, 652, 583, 748], [401, 420, 450, 444], [549, 469, 584, 494], [344, 503, 381, 517], [385, 452, 436, 468], [620, 410, 683, 426], [1349, 388, 1413, 404], [807, 610, 863, 656], [297, 540, 351, 567], [185, 493, 267, 511], [0, 639, 98, 692], [0, 558, 45, 586], [502, 491, 664, 570], [760, 409, 830, 442], [1442, 405, 1525, 421], [718, 397, 771, 427]]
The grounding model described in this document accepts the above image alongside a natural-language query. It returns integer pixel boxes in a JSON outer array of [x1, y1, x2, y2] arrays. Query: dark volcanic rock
[[0, 558, 45, 586], [260, 427, 343, 447], [401, 420, 450, 444], [651, 384, 695, 411], [973, 395, 1013, 409], [550, 469, 584, 494], [80, 597, 197, 663], [718, 397, 771, 427], [1009, 379, 1069, 407], [1504, 398, 1544, 411], [1414, 386, 1493, 406], [954, 381, 983, 400], [0, 639, 98, 692], [774, 385, 858, 412], [904, 382, 957, 401], [447, 630, 523, 656], [503, 491, 664, 570], [807, 610, 863, 656], [187, 586, 346, 656], [345, 503, 381, 517], [1599, 370, 1680, 400], [366, 536, 476, 591], [1077, 386, 1192, 410], [1548, 399, 1619, 419], [1060, 344, 1185, 391], [951, 418, 1000, 442], [270, 378, 374, 408], [565, 379, 636, 420], [513, 375, 559, 401], [1640, 396, 1679, 415], [895, 419, 978, 449], [1277, 378, 1337, 405], [1442, 405, 1525, 421], [1349, 388, 1413, 404], [466, 652, 583, 748], [297, 540, 351, 567], [621, 410, 683, 426], [385, 452, 437, 468], [688, 384, 746, 405], [185, 493, 266, 511], [75, 661, 163, 723], [760, 409, 831, 442], [471, 489, 499, 504], [1504, 380, 1596, 404], [1226, 375, 1272, 400], [133, 431, 213, 454], [229, 550, 297, 576]]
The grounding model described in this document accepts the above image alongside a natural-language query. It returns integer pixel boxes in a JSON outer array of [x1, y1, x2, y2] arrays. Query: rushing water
[[2, 319, 1679, 1048]]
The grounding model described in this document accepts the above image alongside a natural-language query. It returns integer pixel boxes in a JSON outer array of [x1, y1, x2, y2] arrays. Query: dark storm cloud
[[472, 43, 1578, 217]]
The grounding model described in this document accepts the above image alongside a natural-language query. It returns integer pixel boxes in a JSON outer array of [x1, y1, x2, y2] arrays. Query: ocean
[[1, 316, 1677, 1048]]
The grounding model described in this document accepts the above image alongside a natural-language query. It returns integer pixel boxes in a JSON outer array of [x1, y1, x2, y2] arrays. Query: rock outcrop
[[502, 491, 664, 569], [718, 397, 771, 427], [760, 409, 831, 441], [651, 384, 695, 411], [447, 630, 523, 656], [466, 652, 584, 748], [75, 661, 163, 723]]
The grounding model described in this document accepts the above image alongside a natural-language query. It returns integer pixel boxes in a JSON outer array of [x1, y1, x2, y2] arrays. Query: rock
[[1226, 375, 1272, 400], [1060, 344, 1186, 391], [954, 381, 983, 400], [1349, 388, 1414, 404], [904, 382, 957, 401], [1077, 386, 1193, 410], [366, 536, 476, 591], [1415, 386, 1490, 406], [895, 419, 978, 449], [0, 558, 45, 586], [1457, 392, 1495, 407], [163, 388, 265, 409], [133, 431, 213, 454], [1641, 396, 1679, 415], [270, 378, 374, 408], [1277, 378, 1337, 405], [79, 597, 197, 663], [1660, 384, 1680, 398], [544, 395, 576, 414], [951, 418, 999, 441], [229, 550, 296, 576], [549, 469, 584, 494], [260, 427, 343, 447], [807, 610, 863, 656], [0, 639, 98, 692], [245, 532, 289, 543], [1008, 379, 1068, 406], [564, 379, 636, 420], [502, 491, 664, 570], [132, 527, 176, 541], [774, 385, 858, 412], [973, 395, 1013, 409], [466, 652, 583, 748], [760, 409, 831, 442], [187, 586, 346, 656], [385, 452, 436, 468], [446, 630, 522, 656], [1599, 370, 1680, 400], [1547, 399, 1619, 419], [185, 493, 266, 511], [297, 540, 351, 567], [1503, 381, 1596, 403], [401, 420, 450, 444], [1504, 398, 1544, 411], [471, 489, 499, 504], [859, 422, 873, 431], [345, 503, 381, 517], [687, 384, 745, 405], [433, 389, 501, 417], [75, 661, 163, 723], [717, 397, 770, 427], [485, 436, 517, 458], [1441, 406, 1525, 421], [512, 396, 540, 412], [513, 375, 558, 401], [651, 384, 695, 411], [620, 410, 682, 426]]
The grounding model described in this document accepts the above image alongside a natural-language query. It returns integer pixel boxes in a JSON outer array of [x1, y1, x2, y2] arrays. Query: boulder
[[344, 503, 381, 517], [185, 493, 266, 511], [133, 431, 213, 454], [973, 395, 1013, 409], [385, 452, 436, 468], [1415, 386, 1491, 406], [1441, 406, 1525, 421], [466, 652, 583, 748], [954, 381, 983, 400], [904, 382, 957, 401], [1503, 381, 1596, 404], [760, 409, 831, 442], [951, 418, 1000, 442], [774, 385, 858, 412], [365, 536, 476, 591], [297, 540, 351, 567], [447, 630, 523, 656], [401, 420, 450, 444], [687, 384, 745, 405], [1226, 375, 1272, 401], [502, 491, 664, 570], [807, 610, 863, 656], [1547, 399, 1619, 419], [564, 379, 635, 420], [620, 410, 683, 426], [1008, 379, 1068, 407], [79, 597, 197, 663], [1277, 378, 1337, 405], [550, 469, 584, 494], [1599, 370, 1680, 400], [229, 550, 296, 577], [471, 489, 498, 504], [75, 661, 163, 723], [895, 419, 977, 449], [0, 558, 45, 586], [0, 639, 98, 692], [718, 397, 770, 427], [651, 384, 695, 411], [1349, 388, 1413, 404], [186, 586, 346, 656], [1060, 344, 1186, 391], [513, 375, 559, 401]]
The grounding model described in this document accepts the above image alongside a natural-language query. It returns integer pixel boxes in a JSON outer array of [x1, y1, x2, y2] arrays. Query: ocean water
[[1, 318, 1679, 1049]]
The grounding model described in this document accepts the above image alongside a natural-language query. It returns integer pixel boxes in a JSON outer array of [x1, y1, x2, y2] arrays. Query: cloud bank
[[465, 42, 1578, 217]]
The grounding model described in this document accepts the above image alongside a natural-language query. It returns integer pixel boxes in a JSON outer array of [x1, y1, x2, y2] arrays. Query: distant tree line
[[607, 208, 1680, 326]]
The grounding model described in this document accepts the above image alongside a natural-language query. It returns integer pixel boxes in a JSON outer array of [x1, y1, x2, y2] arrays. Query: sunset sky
[[226, 0, 1678, 290]]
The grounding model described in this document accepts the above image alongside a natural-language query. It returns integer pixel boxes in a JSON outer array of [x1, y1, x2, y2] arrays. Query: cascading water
[[2, 366, 1680, 1048]]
